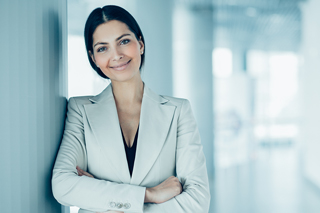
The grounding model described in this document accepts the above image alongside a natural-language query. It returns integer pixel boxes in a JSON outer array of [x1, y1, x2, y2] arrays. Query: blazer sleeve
[[52, 97, 146, 213], [143, 99, 211, 213]]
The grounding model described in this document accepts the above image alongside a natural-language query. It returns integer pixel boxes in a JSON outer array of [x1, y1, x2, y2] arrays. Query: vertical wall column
[[232, 46, 247, 73], [173, 5, 214, 177], [300, 0, 320, 189], [0, 0, 67, 212]]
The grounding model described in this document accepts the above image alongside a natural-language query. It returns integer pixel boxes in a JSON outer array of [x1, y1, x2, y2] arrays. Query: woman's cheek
[[127, 42, 140, 57], [95, 55, 109, 68]]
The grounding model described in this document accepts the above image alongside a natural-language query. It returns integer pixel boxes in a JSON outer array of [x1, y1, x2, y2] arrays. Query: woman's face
[[90, 20, 144, 82]]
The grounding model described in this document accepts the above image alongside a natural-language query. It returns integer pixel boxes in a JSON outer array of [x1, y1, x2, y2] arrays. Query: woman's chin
[[109, 71, 141, 83]]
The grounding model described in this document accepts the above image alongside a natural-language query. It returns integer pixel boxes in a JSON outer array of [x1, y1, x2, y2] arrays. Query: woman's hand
[[76, 166, 94, 178], [144, 176, 182, 204]]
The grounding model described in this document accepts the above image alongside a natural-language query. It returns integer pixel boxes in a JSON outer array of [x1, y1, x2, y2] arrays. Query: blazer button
[[124, 203, 131, 209], [109, 202, 116, 208], [116, 202, 123, 208]]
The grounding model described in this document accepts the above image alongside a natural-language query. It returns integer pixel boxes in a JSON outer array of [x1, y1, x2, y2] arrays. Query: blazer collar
[[88, 83, 113, 103], [84, 83, 176, 185]]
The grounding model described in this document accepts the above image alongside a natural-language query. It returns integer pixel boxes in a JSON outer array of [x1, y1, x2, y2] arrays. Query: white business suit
[[52, 83, 210, 213]]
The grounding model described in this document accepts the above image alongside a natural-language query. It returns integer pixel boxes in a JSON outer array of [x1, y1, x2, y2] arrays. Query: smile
[[110, 60, 131, 71]]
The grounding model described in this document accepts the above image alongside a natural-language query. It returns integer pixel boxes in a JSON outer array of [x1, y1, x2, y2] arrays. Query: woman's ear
[[139, 37, 144, 54], [89, 50, 96, 63], [89, 50, 99, 67]]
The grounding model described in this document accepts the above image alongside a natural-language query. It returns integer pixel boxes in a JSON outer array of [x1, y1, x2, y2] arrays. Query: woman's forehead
[[93, 20, 133, 43]]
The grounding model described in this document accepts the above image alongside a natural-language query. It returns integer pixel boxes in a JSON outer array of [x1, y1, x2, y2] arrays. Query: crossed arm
[[52, 98, 210, 213], [76, 166, 183, 213]]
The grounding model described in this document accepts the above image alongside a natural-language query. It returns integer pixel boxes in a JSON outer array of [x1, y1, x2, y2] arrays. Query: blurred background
[[1, 0, 320, 212], [68, 0, 320, 212]]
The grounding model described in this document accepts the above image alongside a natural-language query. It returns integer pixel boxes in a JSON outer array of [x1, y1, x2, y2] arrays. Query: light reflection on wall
[[68, 35, 109, 99], [212, 48, 233, 78], [214, 49, 300, 168], [213, 48, 251, 168], [269, 53, 299, 118], [248, 51, 300, 143]]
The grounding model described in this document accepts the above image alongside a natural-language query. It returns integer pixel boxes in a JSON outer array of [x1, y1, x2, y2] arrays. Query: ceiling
[[177, 0, 307, 52]]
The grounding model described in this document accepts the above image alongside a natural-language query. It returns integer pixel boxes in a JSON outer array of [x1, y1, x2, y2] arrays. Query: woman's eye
[[120, 39, 130, 45], [97, 47, 107, 52]]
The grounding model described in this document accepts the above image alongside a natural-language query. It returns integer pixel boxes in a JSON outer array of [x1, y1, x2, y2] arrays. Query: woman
[[52, 5, 210, 213]]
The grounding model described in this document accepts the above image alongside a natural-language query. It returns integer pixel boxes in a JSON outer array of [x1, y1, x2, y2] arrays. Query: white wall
[[300, 0, 320, 188]]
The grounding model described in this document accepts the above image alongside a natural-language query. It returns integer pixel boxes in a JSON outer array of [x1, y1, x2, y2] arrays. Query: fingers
[[77, 168, 94, 178], [168, 176, 180, 183], [145, 176, 183, 204], [76, 166, 84, 176], [76, 166, 94, 178], [168, 176, 182, 194], [84, 171, 94, 178]]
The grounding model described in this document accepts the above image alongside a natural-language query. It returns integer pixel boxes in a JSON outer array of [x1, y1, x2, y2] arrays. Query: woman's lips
[[110, 60, 131, 71]]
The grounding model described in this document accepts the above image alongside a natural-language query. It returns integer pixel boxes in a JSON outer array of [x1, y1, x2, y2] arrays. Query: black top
[[120, 126, 139, 177]]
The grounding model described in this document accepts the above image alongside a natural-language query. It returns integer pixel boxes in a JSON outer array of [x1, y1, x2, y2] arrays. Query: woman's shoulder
[[68, 84, 112, 105], [159, 95, 192, 112], [68, 95, 94, 104], [144, 85, 190, 108], [161, 95, 186, 105]]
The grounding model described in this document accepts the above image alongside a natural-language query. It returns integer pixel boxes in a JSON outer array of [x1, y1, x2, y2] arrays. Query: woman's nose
[[111, 48, 123, 61]]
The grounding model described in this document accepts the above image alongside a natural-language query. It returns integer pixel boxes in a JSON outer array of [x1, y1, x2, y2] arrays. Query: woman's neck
[[111, 77, 144, 107]]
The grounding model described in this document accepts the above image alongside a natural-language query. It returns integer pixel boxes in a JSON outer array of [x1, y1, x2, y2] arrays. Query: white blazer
[[52, 83, 210, 213]]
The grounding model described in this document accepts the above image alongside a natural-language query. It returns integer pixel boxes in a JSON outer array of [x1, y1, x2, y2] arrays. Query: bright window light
[[268, 52, 299, 118], [247, 50, 269, 77], [212, 48, 233, 78], [254, 124, 298, 139], [254, 125, 267, 138]]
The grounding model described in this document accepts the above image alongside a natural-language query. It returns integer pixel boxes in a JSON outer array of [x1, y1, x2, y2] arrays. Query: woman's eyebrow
[[116, 33, 131, 41], [93, 33, 131, 48]]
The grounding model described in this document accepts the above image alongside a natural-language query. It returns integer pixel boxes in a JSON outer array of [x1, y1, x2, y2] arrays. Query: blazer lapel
[[84, 84, 131, 184], [83, 83, 176, 186], [131, 86, 176, 185]]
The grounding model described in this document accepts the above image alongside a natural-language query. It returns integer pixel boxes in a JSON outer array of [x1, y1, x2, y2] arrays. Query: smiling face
[[89, 20, 144, 82]]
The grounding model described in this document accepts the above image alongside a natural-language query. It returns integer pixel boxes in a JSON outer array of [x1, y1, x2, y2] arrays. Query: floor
[[210, 145, 320, 213]]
